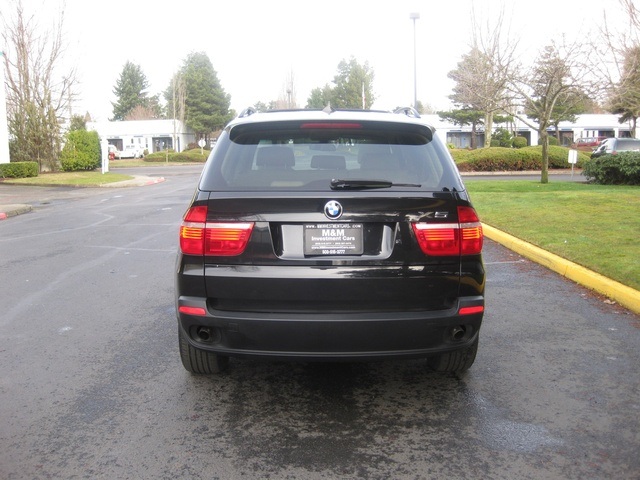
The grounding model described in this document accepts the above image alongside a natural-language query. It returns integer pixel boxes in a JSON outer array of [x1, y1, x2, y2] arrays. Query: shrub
[[512, 136, 528, 148], [60, 130, 101, 171], [582, 152, 640, 185], [144, 148, 210, 163], [451, 146, 590, 172], [538, 136, 559, 146], [0, 161, 39, 178], [493, 128, 513, 147]]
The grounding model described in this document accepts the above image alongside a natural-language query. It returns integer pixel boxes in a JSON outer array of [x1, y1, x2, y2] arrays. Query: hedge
[[581, 152, 640, 185], [452, 146, 590, 172], [0, 161, 39, 178], [144, 148, 210, 163]]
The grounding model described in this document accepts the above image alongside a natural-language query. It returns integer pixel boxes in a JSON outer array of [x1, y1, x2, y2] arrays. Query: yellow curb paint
[[482, 224, 640, 315]]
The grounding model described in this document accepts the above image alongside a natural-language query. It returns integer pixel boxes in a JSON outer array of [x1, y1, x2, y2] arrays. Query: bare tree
[[125, 104, 158, 121], [594, 0, 640, 137], [607, 46, 640, 137], [506, 41, 602, 183], [448, 8, 517, 147], [170, 73, 186, 150], [1, 0, 77, 171]]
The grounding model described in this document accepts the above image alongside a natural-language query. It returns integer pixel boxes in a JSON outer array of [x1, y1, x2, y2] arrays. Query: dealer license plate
[[303, 223, 363, 256]]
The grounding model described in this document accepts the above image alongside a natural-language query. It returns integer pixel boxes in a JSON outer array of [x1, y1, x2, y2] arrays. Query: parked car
[[591, 137, 640, 158], [175, 107, 485, 374], [571, 137, 606, 151], [117, 144, 145, 159]]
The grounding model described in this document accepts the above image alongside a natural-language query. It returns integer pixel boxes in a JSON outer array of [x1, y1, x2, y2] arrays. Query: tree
[[177, 52, 232, 139], [591, 0, 640, 135], [68, 114, 87, 132], [307, 85, 332, 109], [438, 109, 484, 149], [448, 8, 517, 148], [415, 101, 436, 114], [1, 0, 77, 172], [111, 61, 150, 121], [306, 58, 376, 109], [608, 46, 640, 137], [542, 90, 590, 142], [306, 85, 333, 109], [507, 42, 600, 183], [59, 129, 100, 171], [124, 94, 163, 120], [331, 57, 376, 109]]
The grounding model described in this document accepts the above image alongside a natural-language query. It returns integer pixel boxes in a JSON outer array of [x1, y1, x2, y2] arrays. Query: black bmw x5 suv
[[175, 107, 485, 374]]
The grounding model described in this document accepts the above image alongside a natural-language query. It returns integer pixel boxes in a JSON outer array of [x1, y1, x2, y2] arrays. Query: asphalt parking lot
[[0, 166, 638, 479]]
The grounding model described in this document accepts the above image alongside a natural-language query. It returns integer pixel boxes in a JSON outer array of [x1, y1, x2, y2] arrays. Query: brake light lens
[[205, 223, 254, 255], [458, 206, 483, 255], [180, 206, 254, 256], [411, 206, 483, 256]]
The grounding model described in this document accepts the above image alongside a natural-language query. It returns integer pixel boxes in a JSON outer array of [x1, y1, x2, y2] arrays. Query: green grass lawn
[[2, 171, 132, 185], [465, 181, 640, 290]]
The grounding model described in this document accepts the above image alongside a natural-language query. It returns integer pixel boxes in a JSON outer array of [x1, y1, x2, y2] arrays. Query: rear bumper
[[176, 296, 484, 361]]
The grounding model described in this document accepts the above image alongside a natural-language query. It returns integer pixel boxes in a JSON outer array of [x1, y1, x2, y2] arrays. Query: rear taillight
[[179, 206, 254, 256], [457, 206, 483, 255], [411, 206, 483, 256]]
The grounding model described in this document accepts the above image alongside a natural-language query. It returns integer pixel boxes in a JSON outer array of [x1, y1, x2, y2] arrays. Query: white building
[[87, 119, 196, 154], [85, 114, 636, 154], [425, 113, 637, 148]]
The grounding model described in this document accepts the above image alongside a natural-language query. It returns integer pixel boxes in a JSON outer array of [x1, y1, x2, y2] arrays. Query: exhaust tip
[[450, 325, 467, 342], [195, 326, 219, 344]]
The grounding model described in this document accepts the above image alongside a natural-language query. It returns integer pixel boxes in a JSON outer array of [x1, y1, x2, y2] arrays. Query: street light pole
[[409, 12, 420, 109]]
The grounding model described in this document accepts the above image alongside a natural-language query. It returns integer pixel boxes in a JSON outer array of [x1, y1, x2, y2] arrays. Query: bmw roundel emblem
[[324, 200, 343, 220]]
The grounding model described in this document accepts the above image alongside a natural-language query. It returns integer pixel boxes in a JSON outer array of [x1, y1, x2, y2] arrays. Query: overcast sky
[[5, 0, 633, 121]]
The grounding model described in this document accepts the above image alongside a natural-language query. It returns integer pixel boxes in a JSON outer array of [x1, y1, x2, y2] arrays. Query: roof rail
[[394, 106, 421, 118], [238, 106, 257, 118]]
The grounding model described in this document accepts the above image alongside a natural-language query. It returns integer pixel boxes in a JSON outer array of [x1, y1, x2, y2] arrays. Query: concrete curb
[[0, 204, 32, 220], [483, 224, 640, 315]]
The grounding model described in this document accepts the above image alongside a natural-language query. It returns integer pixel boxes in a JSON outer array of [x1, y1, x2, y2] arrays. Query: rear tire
[[428, 336, 478, 373], [178, 327, 229, 374]]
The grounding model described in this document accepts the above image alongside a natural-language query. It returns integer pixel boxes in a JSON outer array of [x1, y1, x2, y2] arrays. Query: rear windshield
[[199, 120, 463, 192]]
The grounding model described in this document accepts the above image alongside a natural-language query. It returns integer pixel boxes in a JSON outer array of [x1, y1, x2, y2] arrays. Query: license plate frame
[[303, 223, 364, 256]]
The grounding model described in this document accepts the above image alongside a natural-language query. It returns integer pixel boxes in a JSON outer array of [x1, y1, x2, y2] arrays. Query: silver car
[[591, 138, 640, 158]]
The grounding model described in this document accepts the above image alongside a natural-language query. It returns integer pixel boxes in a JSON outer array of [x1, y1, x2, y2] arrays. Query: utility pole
[[409, 12, 420, 109], [0, 51, 10, 164]]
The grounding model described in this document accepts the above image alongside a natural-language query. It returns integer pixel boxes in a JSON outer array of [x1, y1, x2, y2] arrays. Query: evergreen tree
[[306, 85, 333, 109], [112, 62, 150, 121], [306, 58, 376, 109], [60, 129, 101, 171], [331, 58, 376, 109], [179, 52, 232, 137], [68, 114, 87, 131]]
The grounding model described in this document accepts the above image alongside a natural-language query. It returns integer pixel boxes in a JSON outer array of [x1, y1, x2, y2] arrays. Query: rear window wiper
[[330, 179, 421, 190]]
